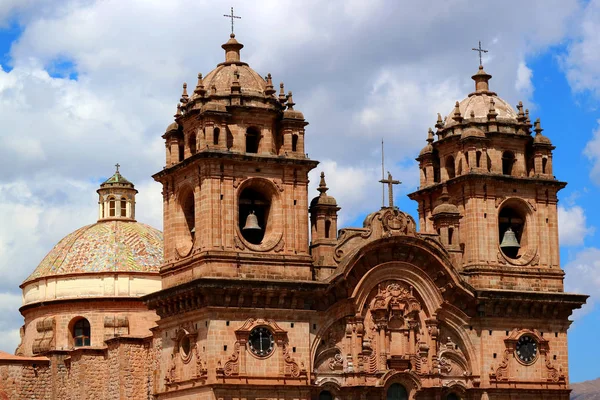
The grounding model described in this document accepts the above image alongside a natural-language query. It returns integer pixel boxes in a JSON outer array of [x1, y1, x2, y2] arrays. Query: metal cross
[[115, 163, 120, 173], [379, 171, 401, 209], [472, 41, 488, 67], [223, 7, 241, 34]]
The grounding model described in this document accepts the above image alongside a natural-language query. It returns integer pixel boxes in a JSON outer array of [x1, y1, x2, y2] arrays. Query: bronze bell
[[242, 211, 261, 230], [500, 227, 520, 249]]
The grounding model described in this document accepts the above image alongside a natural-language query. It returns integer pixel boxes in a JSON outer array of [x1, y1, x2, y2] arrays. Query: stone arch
[[497, 197, 538, 265], [379, 370, 422, 400], [68, 316, 91, 347], [175, 183, 196, 257]]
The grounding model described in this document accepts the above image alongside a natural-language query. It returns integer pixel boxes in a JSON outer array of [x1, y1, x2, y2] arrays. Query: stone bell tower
[[153, 33, 318, 289], [409, 65, 564, 292]]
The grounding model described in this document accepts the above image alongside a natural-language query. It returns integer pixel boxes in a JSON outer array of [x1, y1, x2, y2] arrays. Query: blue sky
[[0, 0, 598, 384]]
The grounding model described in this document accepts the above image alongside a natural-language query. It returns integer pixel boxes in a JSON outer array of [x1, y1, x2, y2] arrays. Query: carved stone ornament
[[334, 208, 417, 262]]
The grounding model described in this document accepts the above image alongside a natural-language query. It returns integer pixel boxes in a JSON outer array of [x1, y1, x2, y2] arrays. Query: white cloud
[[584, 120, 600, 184], [558, 205, 594, 246], [564, 247, 600, 320], [560, 0, 600, 97], [515, 61, 533, 98]]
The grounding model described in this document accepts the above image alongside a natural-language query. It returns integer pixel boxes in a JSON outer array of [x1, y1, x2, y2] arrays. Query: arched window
[[325, 220, 331, 239], [502, 151, 515, 175], [182, 190, 195, 240], [292, 134, 298, 152], [120, 198, 127, 217], [386, 383, 408, 400], [73, 318, 91, 347], [246, 127, 260, 153], [433, 150, 441, 183], [448, 227, 454, 245], [213, 127, 220, 146], [319, 391, 333, 400], [476, 151, 482, 168], [109, 197, 116, 217], [457, 158, 463, 175], [542, 157, 548, 174], [445, 156, 455, 179]]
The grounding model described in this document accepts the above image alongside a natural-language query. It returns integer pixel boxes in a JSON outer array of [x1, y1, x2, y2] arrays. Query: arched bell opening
[[433, 149, 441, 183], [175, 186, 196, 256], [498, 203, 528, 259], [188, 132, 197, 155], [213, 127, 220, 146], [239, 187, 270, 245]]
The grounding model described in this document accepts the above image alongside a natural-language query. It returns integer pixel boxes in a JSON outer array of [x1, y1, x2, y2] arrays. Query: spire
[[180, 83, 189, 103], [194, 73, 206, 96], [525, 109, 531, 125], [174, 103, 182, 118], [287, 91, 295, 110], [435, 113, 444, 129], [439, 184, 450, 204], [221, 33, 244, 64], [471, 65, 492, 93], [279, 82, 287, 104], [516, 101, 526, 123], [452, 101, 463, 123], [534, 118, 543, 135], [318, 172, 328, 195], [265, 73, 276, 96], [427, 127, 434, 144]]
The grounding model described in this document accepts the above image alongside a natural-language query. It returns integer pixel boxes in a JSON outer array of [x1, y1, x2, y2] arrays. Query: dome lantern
[[97, 164, 138, 221]]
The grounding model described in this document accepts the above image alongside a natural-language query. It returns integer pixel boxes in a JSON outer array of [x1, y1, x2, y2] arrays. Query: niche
[[502, 151, 515, 175], [498, 204, 526, 259], [246, 127, 261, 153]]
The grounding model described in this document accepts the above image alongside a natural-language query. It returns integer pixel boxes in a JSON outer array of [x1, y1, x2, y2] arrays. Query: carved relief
[[334, 208, 417, 262], [437, 336, 470, 376]]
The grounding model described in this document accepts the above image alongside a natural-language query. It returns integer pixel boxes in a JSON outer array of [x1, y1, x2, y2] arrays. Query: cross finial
[[223, 7, 241, 34], [379, 171, 401, 209], [472, 41, 488, 67], [115, 163, 120, 173]]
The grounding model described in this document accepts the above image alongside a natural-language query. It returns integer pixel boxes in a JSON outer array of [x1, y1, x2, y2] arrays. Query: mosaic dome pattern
[[24, 221, 163, 284]]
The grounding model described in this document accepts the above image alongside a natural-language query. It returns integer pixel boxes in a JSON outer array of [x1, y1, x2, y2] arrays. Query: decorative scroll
[[217, 342, 240, 377], [334, 208, 417, 262], [545, 358, 565, 383], [489, 348, 511, 382], [283, 342, 305, 378]]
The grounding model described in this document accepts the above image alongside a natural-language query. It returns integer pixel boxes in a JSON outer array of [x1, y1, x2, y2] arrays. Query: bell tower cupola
[[97, 164, 138, 221], [409, 62, 565, 293], [153, 34, 318, 289]]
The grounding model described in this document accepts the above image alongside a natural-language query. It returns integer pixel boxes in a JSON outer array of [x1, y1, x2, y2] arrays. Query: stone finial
[[435, 113, 444, 129], [279, 82, 287, 104], [525, 109, 531, 125], [174, 103, 182, 118], [440, 184, 450, 203], [452, 101, 463, 123], [318, 172, 328, 195], [472, 65, 492, 93], [427, 128, 434, 144], [487, 98, 498, 121], [287, 91, 295, 110], [180, 83, 189, 103], [517, 101, 526, 123], [534, 118, 543, 135], [221, 33, 244, 63], [194, 73, 205, 96], [265, 73, 276, 96], [231, 68, 241, 93]]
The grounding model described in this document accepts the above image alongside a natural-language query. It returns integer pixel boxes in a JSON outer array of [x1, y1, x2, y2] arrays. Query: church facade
[[0, 33, 587, 400]]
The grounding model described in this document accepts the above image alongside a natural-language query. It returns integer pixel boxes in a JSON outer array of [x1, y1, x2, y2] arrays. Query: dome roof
[[310, 172, 338, 208], [432, 202, 460, 216], [203, 64, 267, 96], [444, 66, 517, 128], [419, 143, 433, 156], [23, 220, 163, 285]]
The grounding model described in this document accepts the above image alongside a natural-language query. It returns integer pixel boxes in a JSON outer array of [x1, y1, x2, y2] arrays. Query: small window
[[325, 220, 331, 239], [189, 133, 197, 155], [73, 319, 91, 347], [109, 198, 116, 217], [502, 151, 515, 175], [213, 127, 220, 146], [445, 156, 455, 179], [476, 151, 482, 168], [433, 150, 441, 183], [178, 141, 184, 161], [542, 157, 548, 174], [120, 198, 127, 217], [246, 127, 260, 153], [292, 134, 298, 152], [448, 227, 454, 245]]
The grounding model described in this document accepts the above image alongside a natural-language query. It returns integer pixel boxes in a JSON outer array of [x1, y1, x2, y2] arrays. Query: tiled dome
[[23, 220, 163, 284]]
